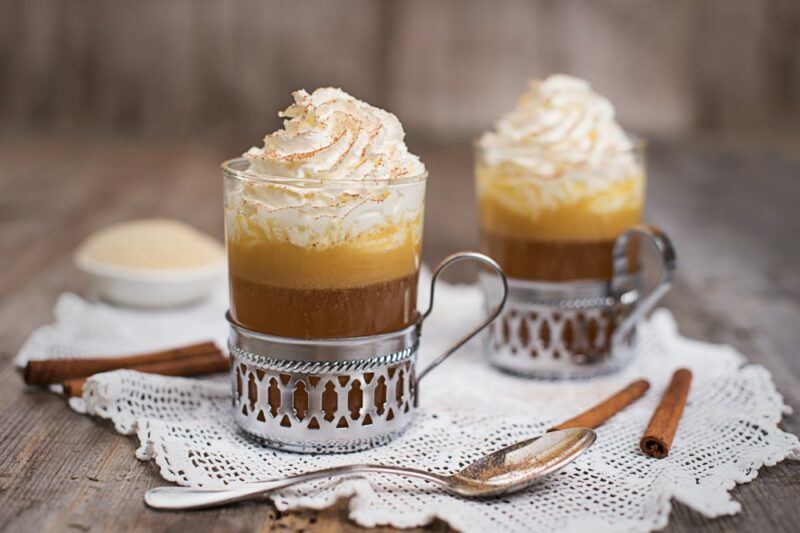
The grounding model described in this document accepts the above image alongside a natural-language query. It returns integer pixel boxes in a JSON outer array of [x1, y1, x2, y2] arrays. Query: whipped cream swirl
[[479, 75, 636, 176], [245, 88, 425, 181], [228, 88, 426, 248]]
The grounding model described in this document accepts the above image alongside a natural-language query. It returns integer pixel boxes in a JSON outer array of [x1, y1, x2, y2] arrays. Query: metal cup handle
[[610, 225, 677, 347], [416, 251, 509, 382]]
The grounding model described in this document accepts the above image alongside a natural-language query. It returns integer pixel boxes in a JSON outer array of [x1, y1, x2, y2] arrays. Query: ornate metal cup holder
[[481, 225, 676, 379], [229, 252, 508, 453]]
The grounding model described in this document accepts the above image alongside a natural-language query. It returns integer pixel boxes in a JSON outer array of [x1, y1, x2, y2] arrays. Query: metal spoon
[[144, 427, 595, 510]]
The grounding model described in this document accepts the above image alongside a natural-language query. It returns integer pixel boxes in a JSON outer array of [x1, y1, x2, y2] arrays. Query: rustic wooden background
[[2, 0, 800, 141], [2, 1, 800, 532]]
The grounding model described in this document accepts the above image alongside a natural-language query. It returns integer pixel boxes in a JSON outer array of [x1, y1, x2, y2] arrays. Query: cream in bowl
[[75, 219, 225, 308]]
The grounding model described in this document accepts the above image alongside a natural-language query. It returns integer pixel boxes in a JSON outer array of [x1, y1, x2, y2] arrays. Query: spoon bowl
[[447, 428, 597, 497]]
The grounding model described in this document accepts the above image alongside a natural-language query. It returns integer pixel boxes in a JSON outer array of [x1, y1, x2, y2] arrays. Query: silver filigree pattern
[[231, 339, 418, 453]]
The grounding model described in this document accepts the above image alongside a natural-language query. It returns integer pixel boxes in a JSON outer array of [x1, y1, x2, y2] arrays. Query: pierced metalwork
[[483, 277, 638, 378], [231, 344, 417, 453]]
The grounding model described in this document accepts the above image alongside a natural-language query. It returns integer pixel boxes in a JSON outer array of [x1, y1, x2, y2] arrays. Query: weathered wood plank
[[2, 1, 799, 138], [0, 0, 384, 136]]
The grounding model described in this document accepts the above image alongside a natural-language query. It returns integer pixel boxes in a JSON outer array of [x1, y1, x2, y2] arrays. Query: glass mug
[[223, 159, 507, 452], [474, 142, 676, 378]]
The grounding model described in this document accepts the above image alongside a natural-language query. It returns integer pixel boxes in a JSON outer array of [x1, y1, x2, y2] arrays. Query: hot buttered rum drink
[[475, 75, 645, 363], [224, 88, 426, 338]]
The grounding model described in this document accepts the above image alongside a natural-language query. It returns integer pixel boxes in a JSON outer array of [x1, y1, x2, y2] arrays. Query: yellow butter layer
[[476, 164, 645, 241], [227, 219, 422, 289]]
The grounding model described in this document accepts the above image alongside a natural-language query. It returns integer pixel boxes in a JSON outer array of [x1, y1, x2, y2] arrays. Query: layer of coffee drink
[[227, 214, 422, 337], [476, 75, 645, 281], [230, 276, 417, 338], [480, 235, 640, 281], [224, 87, 426, 338]]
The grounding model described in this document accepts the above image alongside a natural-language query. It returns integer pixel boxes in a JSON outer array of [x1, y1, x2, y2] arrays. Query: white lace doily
[[15, 278, 800, 532]]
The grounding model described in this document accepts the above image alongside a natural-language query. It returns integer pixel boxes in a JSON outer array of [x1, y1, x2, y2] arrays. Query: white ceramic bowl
[[75, 254, 226, 308]]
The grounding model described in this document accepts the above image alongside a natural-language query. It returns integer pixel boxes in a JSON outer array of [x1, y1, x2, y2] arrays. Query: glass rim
[[222, 157, 428, 186], [472, 132, 646, 157]]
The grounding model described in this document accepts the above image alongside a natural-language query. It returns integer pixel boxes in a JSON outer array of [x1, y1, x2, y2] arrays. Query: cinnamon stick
[[62, 352, 230, 398], [640, 368, 693, 458], [551, 379, 650, 431], [24, 341, 220, 385]]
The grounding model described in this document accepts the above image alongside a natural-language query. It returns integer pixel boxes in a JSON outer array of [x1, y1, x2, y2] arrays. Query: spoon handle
[[145, 464, 446, 510]]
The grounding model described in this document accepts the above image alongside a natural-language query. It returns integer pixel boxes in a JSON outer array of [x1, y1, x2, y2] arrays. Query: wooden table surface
[[1, 134, 798, 532]]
